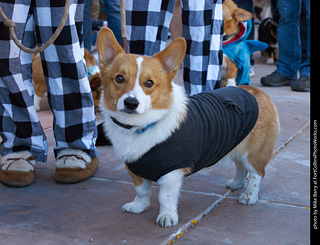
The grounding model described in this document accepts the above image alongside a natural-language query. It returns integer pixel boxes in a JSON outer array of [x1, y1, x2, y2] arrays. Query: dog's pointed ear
[[234, 8, 253, 22], [97, 27, 125, 66], [153, 38, 186, 75]]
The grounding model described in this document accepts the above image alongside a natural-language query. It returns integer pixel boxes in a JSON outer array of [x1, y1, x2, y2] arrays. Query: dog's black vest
[[126, 86, 259, 182]]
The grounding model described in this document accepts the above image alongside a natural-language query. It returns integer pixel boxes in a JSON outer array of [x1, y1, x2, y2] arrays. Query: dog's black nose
[[124, 97, 139, 110]]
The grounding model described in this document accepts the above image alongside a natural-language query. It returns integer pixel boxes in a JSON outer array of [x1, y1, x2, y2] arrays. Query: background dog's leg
[[266, 50, 275, 65], [226, 57, 238, 87], [156, 169, 184, 227], [226, 157, 248, 190], [33, 80, 47, 111], [122, 167, 152, 213]]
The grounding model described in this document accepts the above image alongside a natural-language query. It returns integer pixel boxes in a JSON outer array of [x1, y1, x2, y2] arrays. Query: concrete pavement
[[0, 53, 311, 244]]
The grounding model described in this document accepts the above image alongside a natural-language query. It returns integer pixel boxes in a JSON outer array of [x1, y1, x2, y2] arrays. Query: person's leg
[[83, 0, 92, 51], [181, 0, 223, 95], [126, 0, 223, 95], [0, 1, 48, 162], [33, 0, 98, 161], [126, 0, 176, 56], [298, 0, 310, 77], [275, 0, 301, 79], [261, 0, 302, 87], [0, 1, 48, 186], [103, 0, 121, 44], [291, 0, 310, 92], [169, 0, 182, 41]]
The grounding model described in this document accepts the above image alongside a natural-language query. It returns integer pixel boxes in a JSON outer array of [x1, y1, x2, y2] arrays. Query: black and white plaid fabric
[[0, 0, 98, 162], [125, 0, 223, 95]]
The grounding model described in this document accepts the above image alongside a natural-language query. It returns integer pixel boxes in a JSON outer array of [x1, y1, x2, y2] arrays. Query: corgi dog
[[222, 0, 253, 87], [222, 0, 267, 87], [97, 27, 280, 228], [32, 49, 102, 112]]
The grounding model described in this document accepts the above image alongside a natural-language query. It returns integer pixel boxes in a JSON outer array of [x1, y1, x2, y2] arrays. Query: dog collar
[[110, 116, 156, 134], [88, 65, 100, 78]]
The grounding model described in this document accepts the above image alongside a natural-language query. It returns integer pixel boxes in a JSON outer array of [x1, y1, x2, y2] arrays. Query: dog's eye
[[144, 80, 154, 88], [115, 75, 125, 84]]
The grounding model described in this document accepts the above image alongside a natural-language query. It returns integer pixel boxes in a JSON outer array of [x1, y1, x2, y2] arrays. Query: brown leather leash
[[120, 0, 130, 54], [0, 0, 70, 54]]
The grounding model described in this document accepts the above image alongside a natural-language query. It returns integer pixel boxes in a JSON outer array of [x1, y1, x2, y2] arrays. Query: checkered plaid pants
[[0, 0, 98, 162], [125, 0, 223, 95]]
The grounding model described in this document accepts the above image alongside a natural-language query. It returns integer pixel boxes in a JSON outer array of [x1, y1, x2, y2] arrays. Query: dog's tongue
[[223, 22, 247, 45]]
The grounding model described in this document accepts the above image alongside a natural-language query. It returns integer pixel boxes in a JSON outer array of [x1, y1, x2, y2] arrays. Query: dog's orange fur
[[236, 85, 279, 178], [181, 86, 279, 179], [223, 0, 253, 36]]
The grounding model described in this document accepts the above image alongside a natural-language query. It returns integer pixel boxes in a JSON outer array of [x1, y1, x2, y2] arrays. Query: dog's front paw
[[225, 179, 245, 190], [156, 212, 178, 227], [34, 94, 42, 111], [238, 192, 258, 205], [122, 200, 149, 214], [266, 58, 275, 65]]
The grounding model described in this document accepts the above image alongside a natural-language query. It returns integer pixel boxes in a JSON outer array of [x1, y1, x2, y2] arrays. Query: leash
[[120, 0, 130, 54], [0, 0, 70, 54]]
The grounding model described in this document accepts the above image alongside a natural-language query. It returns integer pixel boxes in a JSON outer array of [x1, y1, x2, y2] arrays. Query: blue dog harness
[[126, 86, 259, 182]]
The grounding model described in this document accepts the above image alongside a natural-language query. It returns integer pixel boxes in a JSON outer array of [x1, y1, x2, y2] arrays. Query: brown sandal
[[0, 152, 37, 187], [54, 150, 99, 183]]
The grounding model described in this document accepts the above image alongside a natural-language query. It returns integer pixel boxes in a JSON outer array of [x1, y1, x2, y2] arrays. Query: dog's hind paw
[[156, 212, 178, 227], [225, 179, 245, 190], [122, 200, 149, 214], [238, 192, 258, 205], [266, 58, 275, 65]]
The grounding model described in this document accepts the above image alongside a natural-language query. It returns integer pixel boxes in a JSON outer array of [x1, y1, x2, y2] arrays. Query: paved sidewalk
[[0, 53, 310, 244]]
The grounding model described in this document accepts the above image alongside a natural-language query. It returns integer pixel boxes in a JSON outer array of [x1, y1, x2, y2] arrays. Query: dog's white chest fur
[[101, 69, 187, 163], [101, 85, 187, 163]]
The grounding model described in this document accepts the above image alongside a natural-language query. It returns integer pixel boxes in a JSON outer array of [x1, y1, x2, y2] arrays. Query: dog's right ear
[[234, 8, 253, 22], [97, 27, 125, 66], [153, 37, 186, 75]]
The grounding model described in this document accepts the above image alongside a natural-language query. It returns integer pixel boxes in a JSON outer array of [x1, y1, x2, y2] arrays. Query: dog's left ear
[[153, 38, 186, 75], [234, 8, 253, 22]]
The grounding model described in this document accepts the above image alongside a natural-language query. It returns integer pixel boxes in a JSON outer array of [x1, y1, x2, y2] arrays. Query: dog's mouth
[[223, 34, 234, 42], [120, 109, 139, 114], [223, 22, 247, 45], [223, 33, 238, 45]]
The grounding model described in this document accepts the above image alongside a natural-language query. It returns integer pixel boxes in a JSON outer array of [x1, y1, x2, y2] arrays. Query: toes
[[238, 192, 258, 205], [156, 213, 178, 227], [122, 201, 148, 214]]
